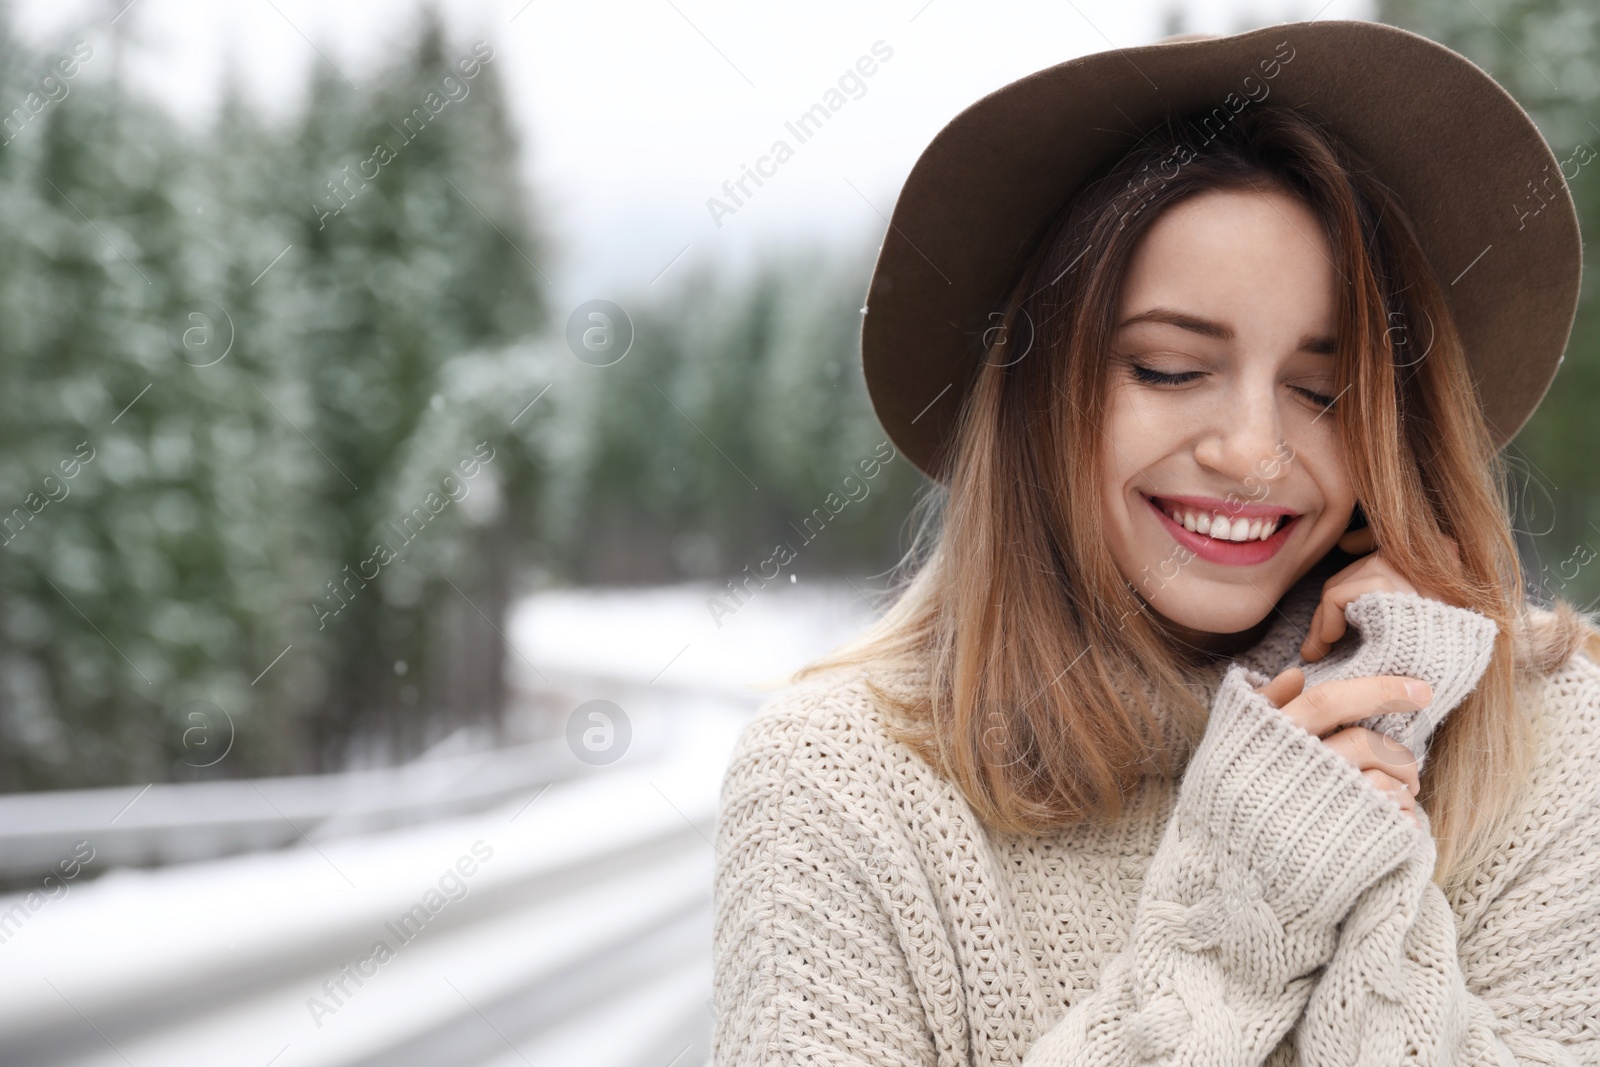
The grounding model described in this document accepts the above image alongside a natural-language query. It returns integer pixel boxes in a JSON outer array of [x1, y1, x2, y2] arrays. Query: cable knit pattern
[[710, 574, 1600, 1066], [1017, 662, 1421, 1065], [1293, 660, 1600, 1067]]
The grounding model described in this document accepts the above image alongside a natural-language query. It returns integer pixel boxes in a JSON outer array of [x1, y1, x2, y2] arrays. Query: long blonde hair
[[801, 104, 1598, 898]]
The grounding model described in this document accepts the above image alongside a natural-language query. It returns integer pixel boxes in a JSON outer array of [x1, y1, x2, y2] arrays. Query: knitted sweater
[[710, 575, 1600, 1065]]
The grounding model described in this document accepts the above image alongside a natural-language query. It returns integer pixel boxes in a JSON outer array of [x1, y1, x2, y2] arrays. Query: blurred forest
[[0, 8, 920, 791], [2, 0, 1596, 794], [1379, 0, 1600, 607]]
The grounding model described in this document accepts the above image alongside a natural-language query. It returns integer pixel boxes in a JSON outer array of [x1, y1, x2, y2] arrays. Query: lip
[[1143, 493, 1298, 566], [1149, 492, 1299, 521]]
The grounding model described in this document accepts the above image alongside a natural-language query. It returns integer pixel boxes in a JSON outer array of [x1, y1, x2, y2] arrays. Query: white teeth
[[1159, 500, 1286, 542]]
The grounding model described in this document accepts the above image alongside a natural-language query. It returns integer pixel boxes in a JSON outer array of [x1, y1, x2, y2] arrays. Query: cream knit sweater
[[710, 575, 1600, 1065]]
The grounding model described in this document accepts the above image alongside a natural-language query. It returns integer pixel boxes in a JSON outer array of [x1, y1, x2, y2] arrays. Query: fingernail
[[1404, 680, 1432, 704]]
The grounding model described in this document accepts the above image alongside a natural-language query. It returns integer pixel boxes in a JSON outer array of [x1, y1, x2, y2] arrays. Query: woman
[[712, 21, 1600, 1066]]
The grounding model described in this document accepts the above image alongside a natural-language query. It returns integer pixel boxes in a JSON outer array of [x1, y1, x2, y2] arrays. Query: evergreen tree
[[541, 243, 922, 587], [0, 6, 553, 788], [284, 8, 548, 767], [1380, 0, 1600, 608], [0, 0, 924, 792]]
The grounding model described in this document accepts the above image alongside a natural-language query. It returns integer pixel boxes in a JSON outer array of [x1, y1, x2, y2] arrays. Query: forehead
[[1116, 187, 1338, 337]]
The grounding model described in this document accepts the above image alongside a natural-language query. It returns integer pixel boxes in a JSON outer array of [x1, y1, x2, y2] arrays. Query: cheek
[[1113, 379, 1207, 450], [1100, 386, 1187, 485], [1278, 435, 1357, 555], [1291, 429, 1354, 506], [1098, 388, 1166, 534], [1097, 393, 1139, 505]]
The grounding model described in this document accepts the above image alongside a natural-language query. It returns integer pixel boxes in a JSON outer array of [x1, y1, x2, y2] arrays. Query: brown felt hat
[[860, 19, 1582, 482]]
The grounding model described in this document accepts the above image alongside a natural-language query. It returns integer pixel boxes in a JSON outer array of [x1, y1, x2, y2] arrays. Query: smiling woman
[[1102, 183, 1353, 641], [712, 20, 1600, 1067], [827, 93, 1582, 864]]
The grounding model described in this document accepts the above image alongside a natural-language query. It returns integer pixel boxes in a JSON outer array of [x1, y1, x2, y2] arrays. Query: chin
[[1139, 581, 1278, 639]]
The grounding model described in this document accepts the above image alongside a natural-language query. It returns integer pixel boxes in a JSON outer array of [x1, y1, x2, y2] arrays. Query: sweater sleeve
[[1021, 663, 1422, 1066], [1296, 591, 1499, 774], [1292, 669, 1600, 1066]]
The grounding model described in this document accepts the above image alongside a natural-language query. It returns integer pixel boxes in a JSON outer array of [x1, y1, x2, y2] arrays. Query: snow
[[506, 577, 880, 696], [0, 581, 878, 1066]]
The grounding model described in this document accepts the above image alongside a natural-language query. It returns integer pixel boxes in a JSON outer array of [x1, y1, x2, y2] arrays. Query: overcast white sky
[[9, 0, 1372, 313]]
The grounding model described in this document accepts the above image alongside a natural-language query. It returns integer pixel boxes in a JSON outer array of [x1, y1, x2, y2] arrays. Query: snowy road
[[0, 582, 877, 1067]]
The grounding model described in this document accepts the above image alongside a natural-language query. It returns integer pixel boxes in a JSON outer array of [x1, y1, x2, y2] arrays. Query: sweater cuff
[[1175, 663, 1421, 938], [1297, 590, 1499, 772]]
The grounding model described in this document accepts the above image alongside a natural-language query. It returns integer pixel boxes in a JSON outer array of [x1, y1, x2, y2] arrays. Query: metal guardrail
[[0, 654, 722, 883], [0, 732, 639, 881], [0, 693, 743, 1067], [0, 581, 856, 1065]]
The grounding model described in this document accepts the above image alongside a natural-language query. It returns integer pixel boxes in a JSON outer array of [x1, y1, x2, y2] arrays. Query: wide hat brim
[[861, 19, 1581, 482]]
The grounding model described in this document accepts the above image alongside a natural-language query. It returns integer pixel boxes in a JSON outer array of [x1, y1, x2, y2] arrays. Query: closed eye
[[1293, 386, 1338, 409], [1128, 361, 1340, 411], [1127, 363, 1203, 386]]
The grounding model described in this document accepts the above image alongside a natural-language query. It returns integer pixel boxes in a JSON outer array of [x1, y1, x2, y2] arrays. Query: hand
[[1258, 666, 1424, 829], [1300, 530, 1461, 662]]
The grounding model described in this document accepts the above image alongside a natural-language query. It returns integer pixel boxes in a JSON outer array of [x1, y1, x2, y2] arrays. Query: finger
[[1318, 549, 1391, 592], [1359, 768, 1413, 803], [1307, 573, 1418, 657], [1370, 731, 1422, 790], [1326, 728, 1421, 794], [1361, 770, 1419, 828], [1283, 674, 1433, 737], [1257, 666, 1305, 708], [1301, 597, 1346, 661], [1299, 594, 1361, 661], [1328, 572, 1419, 606], [1301, 561, 1383, 659], [1301, 604, 1325, 662], [1319, 551, 1414, 598], [1338, 524, 1376, 555], [1319, 589, 1348, 652]]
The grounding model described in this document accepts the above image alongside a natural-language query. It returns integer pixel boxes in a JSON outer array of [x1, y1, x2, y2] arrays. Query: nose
[[1192, 385, 1286, 489]]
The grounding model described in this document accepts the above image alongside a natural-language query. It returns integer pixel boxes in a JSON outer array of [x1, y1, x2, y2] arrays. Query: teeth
[[1158, 500, 1285, 543]]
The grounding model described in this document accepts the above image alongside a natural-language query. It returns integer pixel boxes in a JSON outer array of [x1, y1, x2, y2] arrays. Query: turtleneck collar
[[1139, 556, 1342, 777]]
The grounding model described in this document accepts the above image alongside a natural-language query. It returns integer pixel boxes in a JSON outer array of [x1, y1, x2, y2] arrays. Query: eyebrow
[[1116, 307, 1336, 355]]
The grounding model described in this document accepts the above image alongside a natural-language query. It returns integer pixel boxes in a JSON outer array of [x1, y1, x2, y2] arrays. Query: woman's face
[[1098, 185, 1357, 641]]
